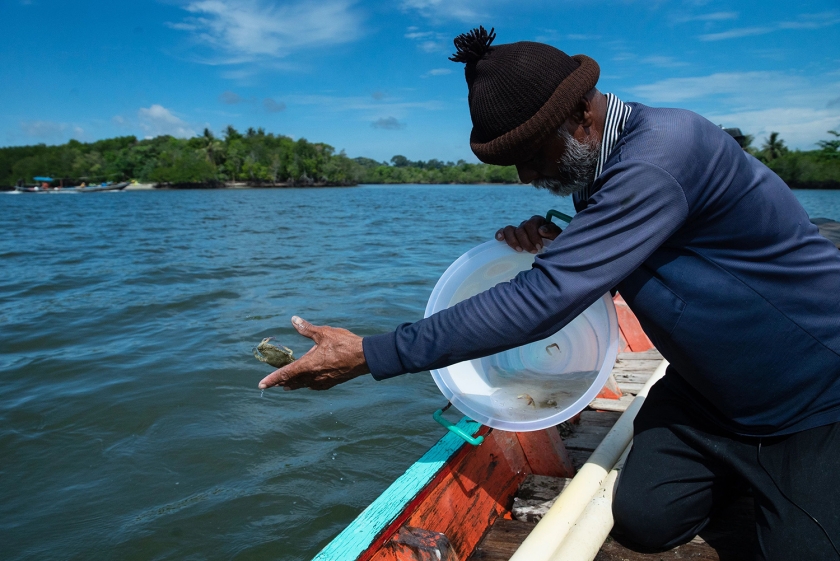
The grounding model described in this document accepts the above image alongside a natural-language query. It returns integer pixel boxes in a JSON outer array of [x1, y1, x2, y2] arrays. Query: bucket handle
[[545, 209, 574, 225], [432, 404, 484, 446]]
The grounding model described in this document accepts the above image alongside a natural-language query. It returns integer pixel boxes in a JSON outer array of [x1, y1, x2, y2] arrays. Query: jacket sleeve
[[363, 160, 690, 380]]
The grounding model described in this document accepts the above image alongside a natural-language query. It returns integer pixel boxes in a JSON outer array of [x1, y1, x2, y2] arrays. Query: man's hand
[[258, 316, 369, 391], [495, 215, 562, 253]]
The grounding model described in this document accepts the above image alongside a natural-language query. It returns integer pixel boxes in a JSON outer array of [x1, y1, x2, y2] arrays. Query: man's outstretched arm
[[258, 218, 563, 392], [263, 161, 688, 390]]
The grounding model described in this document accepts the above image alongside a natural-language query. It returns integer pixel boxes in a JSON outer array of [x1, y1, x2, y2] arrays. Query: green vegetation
[[0, 126, 519, 188], [1, 127, 838, 189], [355, 155, 519, 184], [745, 130, 840, 189]]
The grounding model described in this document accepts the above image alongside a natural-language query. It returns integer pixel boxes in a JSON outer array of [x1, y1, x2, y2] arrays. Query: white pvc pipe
[[509, 359, 668, 561], [547, 446, 631, 561]]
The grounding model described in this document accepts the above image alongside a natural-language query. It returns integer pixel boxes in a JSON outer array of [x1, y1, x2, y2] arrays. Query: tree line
[[741, 130, 840, 189], [0, 126, 518, 188], [0, 126, 837, 189]]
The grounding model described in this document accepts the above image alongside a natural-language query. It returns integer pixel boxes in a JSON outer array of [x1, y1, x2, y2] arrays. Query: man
[[259, 27, 840, 558]]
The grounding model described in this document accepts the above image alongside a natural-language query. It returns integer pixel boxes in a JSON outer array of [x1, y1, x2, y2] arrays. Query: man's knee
[[611, 482, 704, 553]]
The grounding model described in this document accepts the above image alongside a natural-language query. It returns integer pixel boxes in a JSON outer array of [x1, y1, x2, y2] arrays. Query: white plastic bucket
[[424, 239, 619, 432]]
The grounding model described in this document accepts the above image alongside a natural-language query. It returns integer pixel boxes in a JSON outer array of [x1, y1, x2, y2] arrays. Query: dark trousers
[[611, 374, 840, 560]]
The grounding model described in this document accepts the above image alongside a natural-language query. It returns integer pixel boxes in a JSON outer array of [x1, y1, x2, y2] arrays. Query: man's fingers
[[519, 216, 547, 253], [291, 316, 319, 340], [514, 224, 538, 253], [538, 221, 563, 240], [258, 358, 306, 389], [526, 215, 548, 249], [258, 366, 290, 389], [497, 217, 554, 253], [502, 225, 522, 251]]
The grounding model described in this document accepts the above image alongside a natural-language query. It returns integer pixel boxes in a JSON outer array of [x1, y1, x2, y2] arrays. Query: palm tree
[[762, 132, 787, 161], [742, 134, 755, 150], [200, 128, 223, 165], [817, 130, 840, 156]]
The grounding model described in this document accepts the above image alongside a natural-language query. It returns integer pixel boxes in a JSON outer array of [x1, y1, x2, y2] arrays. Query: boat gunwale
[[312, 417, 487, 561]]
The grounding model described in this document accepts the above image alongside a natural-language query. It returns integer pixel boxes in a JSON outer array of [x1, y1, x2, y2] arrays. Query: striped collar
[[574, 93, 631, 204]]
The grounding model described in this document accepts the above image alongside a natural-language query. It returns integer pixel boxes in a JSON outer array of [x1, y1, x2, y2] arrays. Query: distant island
[[1, 126, 838, 189]]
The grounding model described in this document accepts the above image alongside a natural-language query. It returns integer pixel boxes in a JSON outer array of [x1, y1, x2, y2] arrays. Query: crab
[[253, 337, 296, 368], [518, 393, 537, 408]]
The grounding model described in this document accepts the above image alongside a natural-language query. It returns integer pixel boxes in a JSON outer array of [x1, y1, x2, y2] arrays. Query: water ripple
[[0, 186, 833, 560]]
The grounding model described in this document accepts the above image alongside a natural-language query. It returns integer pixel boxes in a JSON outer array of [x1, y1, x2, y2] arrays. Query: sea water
[[0, 186, 836, 560]]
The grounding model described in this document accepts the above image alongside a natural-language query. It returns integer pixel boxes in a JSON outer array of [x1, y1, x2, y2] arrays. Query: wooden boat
[[316, 221, 838, 561], [74, 181, 130, 192], [14, 186, 52, 193], [14, 184, 67, 193], [313, 296, 753, 561], [14, 179, 130, 193], [15, 176, 71, 192]]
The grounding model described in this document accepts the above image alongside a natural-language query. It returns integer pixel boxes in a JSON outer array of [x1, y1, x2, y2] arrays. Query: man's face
[[515, 125, 601, 197]]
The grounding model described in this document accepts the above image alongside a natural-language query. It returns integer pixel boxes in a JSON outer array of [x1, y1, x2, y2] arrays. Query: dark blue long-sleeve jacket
[[363, 103, 840, 437]]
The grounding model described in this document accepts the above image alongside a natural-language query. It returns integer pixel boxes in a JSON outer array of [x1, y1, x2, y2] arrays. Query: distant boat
[[14, 176, 62, 192], [13, 185, 59, 193], [75, 182, 130, 193], [14, 177, 130, 193]]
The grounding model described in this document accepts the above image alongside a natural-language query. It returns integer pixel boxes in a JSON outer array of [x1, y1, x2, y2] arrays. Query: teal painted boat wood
[[312, 417, 482, 561]]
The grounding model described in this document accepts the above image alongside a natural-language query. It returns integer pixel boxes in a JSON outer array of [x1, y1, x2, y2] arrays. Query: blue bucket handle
[[432, 403, 484, 446], [545, 209, 574, 225]]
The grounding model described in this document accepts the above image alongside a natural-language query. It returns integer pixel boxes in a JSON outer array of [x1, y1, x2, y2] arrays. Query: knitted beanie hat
[[450, 27, 600, 166]]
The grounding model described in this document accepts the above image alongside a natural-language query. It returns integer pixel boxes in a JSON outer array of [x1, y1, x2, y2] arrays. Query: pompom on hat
[[450, 26, 600, 166]]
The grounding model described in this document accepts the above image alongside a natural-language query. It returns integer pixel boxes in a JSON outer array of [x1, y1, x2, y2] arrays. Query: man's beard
[[533, 128, 601, 197]]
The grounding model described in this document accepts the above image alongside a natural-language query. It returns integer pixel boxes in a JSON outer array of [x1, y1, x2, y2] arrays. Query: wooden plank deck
[[468, 349, 755, 561]]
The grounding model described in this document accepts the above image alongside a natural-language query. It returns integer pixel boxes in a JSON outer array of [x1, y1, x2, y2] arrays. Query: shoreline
[[5, 182, 840, 192]]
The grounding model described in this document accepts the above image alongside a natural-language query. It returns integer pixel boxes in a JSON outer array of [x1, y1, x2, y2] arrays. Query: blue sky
[[1, 0, 838, 162]]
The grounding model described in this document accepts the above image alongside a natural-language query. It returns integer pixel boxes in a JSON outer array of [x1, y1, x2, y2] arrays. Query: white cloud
[[219, 68, 262, 83], [629, 71, 840, 150], [675, 11, 738, 23], [286, 94, 443, 115], [699, 11, 840, 41], [630, 72, 806, 104], [418, 40, 443, 53], [534, 30, 602, 43], [699, 26, 775, 41], [705, 107, 840, 150], [640, 55, 688, 68], [565, 34, 602, 41], [282, 93, 442, 126], [778, 11, 840, 29], [405, 31, 435, 40], [171, 0, 364, 63], [19, 120, 84, 141], [166, 22, 198, 31], [423, 68, 453, 77], [137, 105, 196, 138], [401, 0, 483, 22], [405, 28, 449, 54]]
